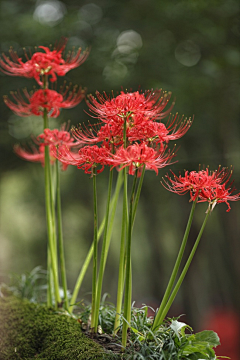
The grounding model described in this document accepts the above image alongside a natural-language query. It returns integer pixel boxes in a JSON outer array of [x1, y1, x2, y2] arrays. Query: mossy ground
[[0, 293, 220, 359], [0, 295, 109, 360]]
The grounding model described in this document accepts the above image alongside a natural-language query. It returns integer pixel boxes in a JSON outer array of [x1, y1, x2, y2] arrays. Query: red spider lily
[[72, 121, 127, 148], [198, 182, 240, 212], [127, 121, 169, 145], [87, 89, 174, 123], [76, 89, 191, 148], [4, 85, 85, 118], [72, 115, 191, 151], [110, 142, 176, 176], [14, 125, 81, 170], [36, 126, 82, 149], [97, 122, 126, 147], [55, 144, 112, 175], [0, 38, 89, 86], [162, 167, 240, 212]]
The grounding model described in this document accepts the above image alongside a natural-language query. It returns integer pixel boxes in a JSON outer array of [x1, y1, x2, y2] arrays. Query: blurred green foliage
[[0, 0, 240, 333]]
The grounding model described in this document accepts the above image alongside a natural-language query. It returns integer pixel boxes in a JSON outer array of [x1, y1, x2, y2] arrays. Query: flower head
[[36, 125, 81, 149], [162, 167, 240, 212], [4, 84, 85, 118], [110, 142, 176, 176], [80, 89, 191, 148], [0, 38, 89, 86], [87, 89, 174, 123], [127, 114, 191, 147], [14, 124, 81, 170], [55, 145, 111, 175]]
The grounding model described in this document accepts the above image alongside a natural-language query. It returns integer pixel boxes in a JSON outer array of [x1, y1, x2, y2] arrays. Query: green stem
[[113, 166, 144, 334], [44, 144, 60, 307], [114, 167, 128, 334], [154, 210, 210, 329], [69, 170, 123, 313], [91, 168, 98, 329], [152, 199, 197, 331], [56, 158, 69, 311], [94, 169, 113, 332], [122, 171, 138, 348], [43, 111, 60, 308], [102, 172, 122, 270], [44, 109, 52, 308]]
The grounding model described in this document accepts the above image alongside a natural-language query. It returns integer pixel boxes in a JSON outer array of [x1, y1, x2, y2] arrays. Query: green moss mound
[[0, 295, 107, 360]]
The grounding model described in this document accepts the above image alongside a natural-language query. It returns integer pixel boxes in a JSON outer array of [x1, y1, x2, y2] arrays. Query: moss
[[0, 295, 110, 360]]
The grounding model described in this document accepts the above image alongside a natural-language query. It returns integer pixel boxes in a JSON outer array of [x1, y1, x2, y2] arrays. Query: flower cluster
[[56, 89, 191, 176], [85, 89, 191, 148], [162, 167, 240, 212], [2, 41, 87, 121], [1, 39, 88, 167]]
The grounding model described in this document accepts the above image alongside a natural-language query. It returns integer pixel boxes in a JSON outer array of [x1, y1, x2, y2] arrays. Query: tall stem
[[114, 167, 128, 334], [94, 169, 113, 332], [122, 171, 138, 348], [43, 109, 60, 307], [153, 210, 210, 329], [114, 117, 129, 334], [56, 158, 69, 311], [69, 170, 123, 313], [152, 200, 197, 331], [91, 168, 98, 329]]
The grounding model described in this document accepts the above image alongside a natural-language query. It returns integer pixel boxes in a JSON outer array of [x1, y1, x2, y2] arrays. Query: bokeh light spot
[[79, 3, 102, 25], [175, 40, 201, 67], [33, 0, 66, 27]]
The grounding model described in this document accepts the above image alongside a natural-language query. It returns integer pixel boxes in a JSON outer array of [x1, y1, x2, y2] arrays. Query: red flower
[[162, 167, 240, 212], [56, 145, 111, 174], [87, 89, 174, 124], [110, 143, 176, 176], [0, 38, 89, 86], [79, 89, 191, 148], [127, 114, 191, 147], [4, 85, 85, 118], [14, 125, 81, 170], [36, 125, 81, 149]]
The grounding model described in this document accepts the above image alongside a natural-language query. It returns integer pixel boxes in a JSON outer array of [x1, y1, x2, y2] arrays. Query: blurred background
[[0, 0, 240, 357]]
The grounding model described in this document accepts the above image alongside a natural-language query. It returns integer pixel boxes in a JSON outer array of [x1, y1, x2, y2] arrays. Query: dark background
[[0, 0, 240, 356]]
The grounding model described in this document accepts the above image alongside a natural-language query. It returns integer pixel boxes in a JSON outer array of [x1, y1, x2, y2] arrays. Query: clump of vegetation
[[78, 299, 221, 359], [0, 290, 221, 360]]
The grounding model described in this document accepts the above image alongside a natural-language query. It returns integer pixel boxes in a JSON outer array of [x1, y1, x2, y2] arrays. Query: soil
[[85, 331, 123, 355]]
